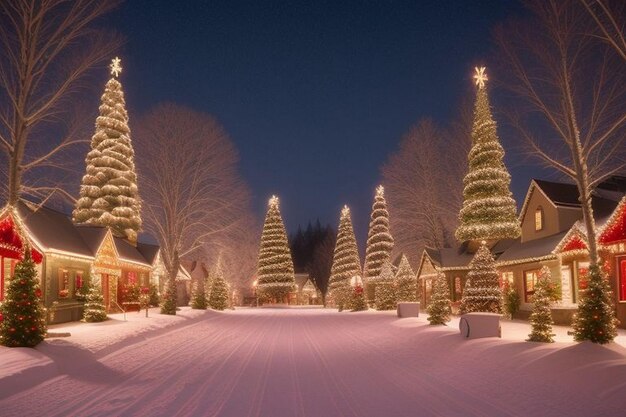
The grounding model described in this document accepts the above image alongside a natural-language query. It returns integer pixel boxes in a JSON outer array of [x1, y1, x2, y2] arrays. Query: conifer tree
[[572, 265, 618, 344], [527, 266, 555, 343], [329, 206, 362, 311], [0, 249, 47, 347], [83, 287, 108, 322], [160, 279, 177, 315], [375, 261, 397, 311], [427, 271, 451, 325], [73, 57, 142, 243], [209, 265, 230, 311], [364, 185, 394, 302], [459, 242, 501, 314], [395, 254, 417, 302], [190, 278, 208, 310], [456, 67, 520, 242], [256, 196, 295, 302]]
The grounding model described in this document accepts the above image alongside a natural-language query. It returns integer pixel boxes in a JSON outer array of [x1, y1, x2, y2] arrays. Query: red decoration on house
[[0, 215, 42, 263], [562, 235, 587, 252], [599, 199, 626, 245]]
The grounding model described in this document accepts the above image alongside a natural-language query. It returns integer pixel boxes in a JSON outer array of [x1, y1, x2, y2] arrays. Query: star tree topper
[[474, 66, 488, 89], [110, 57, 123, 78]]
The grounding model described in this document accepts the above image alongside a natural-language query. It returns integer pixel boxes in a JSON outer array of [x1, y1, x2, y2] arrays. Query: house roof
[[497, 232, 566, 264], [136, 242, 160, 265]]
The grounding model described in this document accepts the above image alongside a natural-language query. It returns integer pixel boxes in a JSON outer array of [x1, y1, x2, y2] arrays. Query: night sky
[[104, 0, 550, 242]]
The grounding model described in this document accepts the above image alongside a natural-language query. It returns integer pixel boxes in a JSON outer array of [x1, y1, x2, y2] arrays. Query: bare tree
[[381, 117, 470, 266], [0, 0, 123, 206], [580, 0, 626, 61], [135, 103, 252, 314], [495, 0, 626, 265]]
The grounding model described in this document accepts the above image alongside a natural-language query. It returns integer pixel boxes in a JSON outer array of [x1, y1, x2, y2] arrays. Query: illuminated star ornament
[[474, 66, 488, 89], [110, 57, 123, 78], [269, 195, 279, 207]]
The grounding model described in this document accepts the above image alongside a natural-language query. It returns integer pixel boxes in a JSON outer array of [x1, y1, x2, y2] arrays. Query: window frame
[[534, 206, 544, 231], [523, 269, 540, 303]]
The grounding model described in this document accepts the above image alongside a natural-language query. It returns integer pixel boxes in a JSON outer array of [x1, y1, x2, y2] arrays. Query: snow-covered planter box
[[459, 312, 501, 339], [397, 302, 419, 318]]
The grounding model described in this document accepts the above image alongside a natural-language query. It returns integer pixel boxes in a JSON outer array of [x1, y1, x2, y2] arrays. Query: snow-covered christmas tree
[[256, 196, 295, 303], [83, 287, 108, 322], [455, 67, 520, 243], [375, 261, 397, 311], [395, 254, 417, 302], [572, 264, 618, 344], [427, 271, 451, 325], [0, 249, 47, 347], [459, 241, 501, 314], [73, 57, 142, 243], [527, 266, 555, 343], [190, 278, 208, 310], [329, 206, 362, 311], [208, 264, 229, 311], [350, 281, 368, 312], [364, 185, 394, 302]]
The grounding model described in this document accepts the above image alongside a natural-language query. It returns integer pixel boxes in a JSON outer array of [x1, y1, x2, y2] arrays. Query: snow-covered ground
[[1, 307, 626, 416]]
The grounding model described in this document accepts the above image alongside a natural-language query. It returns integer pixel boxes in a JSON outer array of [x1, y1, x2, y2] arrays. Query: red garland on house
[[0, 216, 43, 263], [599, 197, 626, 245], [562, 235, 587, 252]]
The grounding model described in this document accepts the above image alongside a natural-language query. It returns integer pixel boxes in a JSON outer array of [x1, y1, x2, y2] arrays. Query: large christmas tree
[[456, 67, 520, 242], [256, 196, 295, 303], [427, 271, 451, 325], [364, 185, 394, 302], [395, 254, 417, 302], [0, 249, 47, 347], [83, 287, 108, 322], [73, 57, 142, 243], [527, 266, 555, 343], [375, 261, 397, 311], [459, 242, 502, 314], [329, 206, 362, 311], [572, 264, 618, 344]]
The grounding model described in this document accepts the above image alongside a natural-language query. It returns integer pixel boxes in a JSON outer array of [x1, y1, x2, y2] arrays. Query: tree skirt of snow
[[1, 308, 626, 416]]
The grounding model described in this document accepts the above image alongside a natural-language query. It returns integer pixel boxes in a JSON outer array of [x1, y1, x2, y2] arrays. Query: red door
[[102, 274, 110, 310]]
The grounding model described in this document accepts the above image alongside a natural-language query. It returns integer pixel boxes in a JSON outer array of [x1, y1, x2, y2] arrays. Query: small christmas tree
[[375, 262, 397, 311], [350, 280, 368, 312], [329, 206, 362, 311], [459, 242, 502, 314], [256, 196, 295, 302], [527, 266, 555, 343], [73, 57, 142, 243], [395, 254, 417, 302], [209, 266, 229, 311], [455, 67, 520, 242], [572, 264, 618, 344], [190, 279, 208, 310], [427, 271, 451, 325], [0, 249, 47, 347], [160, 278, 177, 315], [148, 284, 160, 307], [364, 186, 394, 302], [83, 287, 108, 322]]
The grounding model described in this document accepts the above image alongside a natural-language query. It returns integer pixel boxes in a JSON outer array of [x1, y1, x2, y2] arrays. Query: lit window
[[58, 269, 69, 298], [454, 276, 462, 300], [500, 271, 514, 289], [578, 262, 590, 291], [535, 207, 544, 231], [524, 270, 539, 302]]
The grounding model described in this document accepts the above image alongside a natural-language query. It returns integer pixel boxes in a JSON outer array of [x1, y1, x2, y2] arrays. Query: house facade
[[416, 178, 626, 327], [0, 201, 176, 323]]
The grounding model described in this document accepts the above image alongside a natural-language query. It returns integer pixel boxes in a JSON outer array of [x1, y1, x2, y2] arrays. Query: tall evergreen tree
[[395, 254, 417, 302], [0, 249, 47, 347], [527, 266, 555, 343], [375, 261, 397, 311], [572, 264, 618, 344], [364, 185, 394, 302], [73, 57, 142, 243], [455, 67, 520, 242], [427, 271, 451, 325], [256, 196, 295, 302], [459, 242, 502, 314], [329, 206, 362, 311]]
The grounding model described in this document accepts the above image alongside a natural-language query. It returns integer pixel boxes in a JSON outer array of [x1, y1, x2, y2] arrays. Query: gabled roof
[[553, 222, 588, 254], [497, 232, 565, 265]]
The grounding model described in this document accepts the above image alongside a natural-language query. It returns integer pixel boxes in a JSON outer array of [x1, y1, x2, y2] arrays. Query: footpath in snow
[[1, 307, 626, 417]]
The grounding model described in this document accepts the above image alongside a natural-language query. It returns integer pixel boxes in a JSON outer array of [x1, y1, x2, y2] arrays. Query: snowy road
[[1, 308, 625, 417]]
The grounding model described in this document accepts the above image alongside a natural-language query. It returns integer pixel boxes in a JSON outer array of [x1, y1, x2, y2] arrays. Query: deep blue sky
[[105, 0, 547, 242]]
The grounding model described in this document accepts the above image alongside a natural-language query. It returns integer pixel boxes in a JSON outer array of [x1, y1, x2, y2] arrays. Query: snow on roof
[[497, 232, 565, 264]]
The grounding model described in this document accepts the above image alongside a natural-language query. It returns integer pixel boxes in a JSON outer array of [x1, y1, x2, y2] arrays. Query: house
[[0, 201, 180, 323], [416, 177, 626, 327]]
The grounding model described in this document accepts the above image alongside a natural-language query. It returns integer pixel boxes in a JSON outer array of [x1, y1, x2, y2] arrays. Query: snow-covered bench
[[397, 302, 420, 318], [459, 312, 501, 339]]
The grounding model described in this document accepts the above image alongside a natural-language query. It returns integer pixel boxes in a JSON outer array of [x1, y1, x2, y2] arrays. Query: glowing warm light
[[268, 195, 279, 207], [341, 205, 350, 217], [474, 66, 488, 89], [376, 185, 384, 197], [110, 57, 122, 77]]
